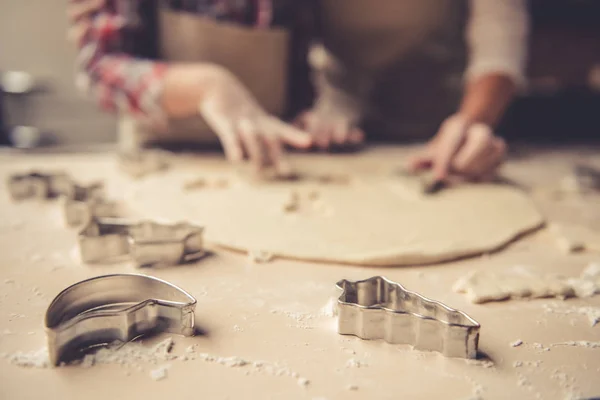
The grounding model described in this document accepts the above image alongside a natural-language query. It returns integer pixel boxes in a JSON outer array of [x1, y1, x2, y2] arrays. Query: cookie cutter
[[336, 276, 480, 359], [78, 217, 205, 268], [45, 274, 197, 366], [7, 171, 73, 200], [61, 184, 120, 228], [574, 164, 600, 191], [394, 168, 446, 195], [6, 171, 118, 227]]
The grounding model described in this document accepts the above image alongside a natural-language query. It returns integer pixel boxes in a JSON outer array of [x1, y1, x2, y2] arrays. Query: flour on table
[[543, 303, 600, 327], [318, 298, 338, 318], [150, 364, 171, 381], [130, 167, 544, 266], [453, 263, 600, 304], [549, 223, 600, 254]]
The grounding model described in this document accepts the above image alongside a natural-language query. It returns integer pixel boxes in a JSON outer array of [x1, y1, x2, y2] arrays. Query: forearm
[[458, 73, 517, 127]]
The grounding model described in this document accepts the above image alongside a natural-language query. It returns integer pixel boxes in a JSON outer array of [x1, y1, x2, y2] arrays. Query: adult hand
[[408, 114, 506, 182], [66, 0, 105, 45], [198, 68, 312, 175], [294, 106, 364, 150]]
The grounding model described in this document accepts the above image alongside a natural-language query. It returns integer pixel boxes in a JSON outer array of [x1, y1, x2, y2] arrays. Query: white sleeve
[[465, 0, 530, 88]]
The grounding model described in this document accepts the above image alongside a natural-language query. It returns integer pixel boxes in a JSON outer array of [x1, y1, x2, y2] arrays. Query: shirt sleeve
[[74, 0, 168, 123], [465, 0, 530, 88]]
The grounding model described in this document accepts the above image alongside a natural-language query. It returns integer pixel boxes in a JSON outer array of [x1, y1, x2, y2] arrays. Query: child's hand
[[408, 114, 506, 182], [67, 0, 105, 45]]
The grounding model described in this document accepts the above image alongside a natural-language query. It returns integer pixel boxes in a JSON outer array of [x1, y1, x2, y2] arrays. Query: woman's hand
[[66, 0, 104, 45], [194, 67, 312, 175], [294, 106, 364, 150], [408, 114, 506, 182]]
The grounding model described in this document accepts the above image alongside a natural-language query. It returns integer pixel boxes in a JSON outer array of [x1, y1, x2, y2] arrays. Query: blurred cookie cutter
[[574, 164, 600, 191], [336, 276, 480, 359], [7, 171, 73, 200], [45, 274, 197, 366], [394, 168, 446, 195], [61, 186, 120, 228], [6, 171, 118, 227], [78, 217, 205, 268]]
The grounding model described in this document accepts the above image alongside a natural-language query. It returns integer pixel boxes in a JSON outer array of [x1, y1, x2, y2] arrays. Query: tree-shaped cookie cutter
[[336, 276, 480, 359], [78, 217, 205, 268], [45, 274, 197, 366]]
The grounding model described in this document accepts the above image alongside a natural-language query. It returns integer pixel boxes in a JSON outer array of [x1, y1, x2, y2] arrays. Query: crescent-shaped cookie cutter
[[78, 217, 205, 268], [336, 276, 480, 359], [45, 274, 197, 366]]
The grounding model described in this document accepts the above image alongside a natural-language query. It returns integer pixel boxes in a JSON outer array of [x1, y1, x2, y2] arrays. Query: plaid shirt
[[74, 0, 283, 124]]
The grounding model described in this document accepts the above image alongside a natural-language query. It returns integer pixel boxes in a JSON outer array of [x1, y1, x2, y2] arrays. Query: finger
[[67, 20, 92, 46], [238, 119, 266, 171], [205, 115, 244, 162], [68, 0, 105, 22], [451, 123, 495, 177], [407, 151, 433, 171], [269, 118, 313, 149], [292, 111, 310, 130], [262, 133, 293, 175], [331, 120, 350, 144], [432, 118, 469, 180], [473, 137, 507, 180], [348, 127, 365, 145]]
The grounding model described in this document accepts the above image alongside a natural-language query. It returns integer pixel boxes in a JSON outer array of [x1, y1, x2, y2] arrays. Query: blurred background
[[0, 0, 599, 148]]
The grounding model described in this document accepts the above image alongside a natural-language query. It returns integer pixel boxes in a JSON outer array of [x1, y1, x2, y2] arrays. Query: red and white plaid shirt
[[74, 0, 278, 124]]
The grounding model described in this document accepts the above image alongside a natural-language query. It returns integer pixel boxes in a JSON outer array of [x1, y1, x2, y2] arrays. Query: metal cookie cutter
[[7, 171, 73, 200], [62, 184, 119, 228], [7, 171, 118, 227], [336, 276, 480, 359], [79, 217, 205, 268], [45, 274, 197, 366]]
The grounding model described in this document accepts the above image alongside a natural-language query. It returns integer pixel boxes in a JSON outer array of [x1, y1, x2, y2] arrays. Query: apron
[[316, 0, 467, 141], [118, 4, 290, 151]]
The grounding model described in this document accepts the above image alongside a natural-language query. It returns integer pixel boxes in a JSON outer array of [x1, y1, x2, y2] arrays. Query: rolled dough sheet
[[454, 263, 600, 304], [128, 171, 544, 266]]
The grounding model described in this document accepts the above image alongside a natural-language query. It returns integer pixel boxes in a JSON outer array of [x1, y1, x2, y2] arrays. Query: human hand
[[408, 115, 506, 182], [294, 107, 364, 150], [198, 68, 312, 175], [66, 0, 105, 45]]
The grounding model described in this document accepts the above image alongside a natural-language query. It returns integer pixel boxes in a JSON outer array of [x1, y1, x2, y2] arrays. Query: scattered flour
[[318, 298, 338, 318], [150, 364, 170, 381], [184, 346, 310, 386], [5, 347, 49, 368], [248, 250, 275, 264], [551, 341, 600, 349], [465, 359, 495, 369], [345, 358, 367, 368], [510, 339, 524, 347], [543, 303, 600, 327], [346, 385, 359, 391]]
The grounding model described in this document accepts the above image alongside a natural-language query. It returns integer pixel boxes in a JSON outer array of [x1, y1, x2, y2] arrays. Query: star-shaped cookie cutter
[[78, 217, 205, 268], [45, 274, 197, 366], [336, 276, 480, 359]]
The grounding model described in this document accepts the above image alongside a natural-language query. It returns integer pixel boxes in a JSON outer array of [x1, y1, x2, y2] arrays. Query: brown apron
[[316, 0, 467, 140], [118, 5, 290, 151]]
